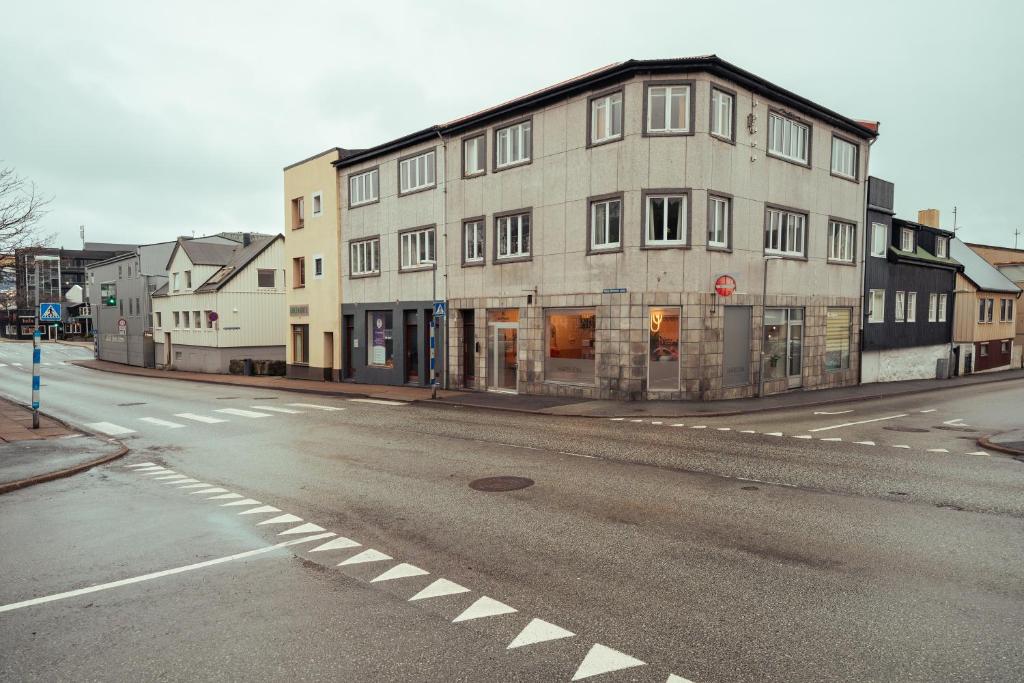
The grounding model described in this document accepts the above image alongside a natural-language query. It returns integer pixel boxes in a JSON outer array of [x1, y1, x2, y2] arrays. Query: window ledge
[[706, 245, 731, 253], [642, 129, 694, 138], [827, 259, 857, 267], [398, 184, 436, 198], [710, 132, 736, 146], [641, 243, 691, 251], [829, 171, 860, 184], [398, 264, 437, 273], [462, 260, 485, 268], [586, 245, 623, 256], [348, 198, 380, 210], [493, 159, 531, 173], [494, 255, 532, 264], [349, 271, 381, 279], [586, 135, 623, 149], [766, 151, 811, 169]]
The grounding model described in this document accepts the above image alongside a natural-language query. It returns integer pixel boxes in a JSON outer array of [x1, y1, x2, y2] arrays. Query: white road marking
[[221, 498, 262, 507], [764, 432, 784, 437], [667, 675, 696, 683], [248, 405, 302, 414], [371, 563, 429, 582], [813, 410, 853, 415], [967, 451, 990, 456], [12, 362, 22, 366], [740, 430, 756, 434], [716, 427, 731, 431], [348, 398, 407, 406], [452, 596, 517, 623], [919, 409, 937, 413], [279, 522, 325, 535], [0, 533, 335, 614], [238, 505, 281, 515], [943, 418, 969, 427], [793, 435, 812, 439], [310, 537, 360, 552], [808, 414, 907, 433], [507, 618, 575, 649], [123, 462, 156, 468], [41, 362, 51, 366], [215, 408, 271, 419], [691, 425, 707, 429], [571, 643, 646, 680], [154, 474, 189, 481], [927, 448, 949, 453], [338, 549, 391, 566], [672, 423, 685, 427], [854, 441, 876, 446], [629, 419, 643, 423], [208, 493, 244, 501], [893, 444, 911, 449], [138, 417, 185, 429], [0, 363, 7, 367], [609, 418, 625, 421], [257, 513, 303, 526], [85, 422, 136, 436], [409, 578, 470, 601], [286, 403, 345, 411], [175, 413, 227, 424], [819, 437, 843, 442], [168, 479, 201, 486], [139, 469, 174, 476], [190, 487, 227, 495], [133, 466, 168, 473], [651, 421, 663, 425]]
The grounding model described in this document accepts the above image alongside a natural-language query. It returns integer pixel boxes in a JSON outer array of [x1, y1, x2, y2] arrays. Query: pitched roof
[[194, 235, 282, 293], [950, 239, 1022, 294], [177, 240, 238, 267], [332, 55, 878, 170]]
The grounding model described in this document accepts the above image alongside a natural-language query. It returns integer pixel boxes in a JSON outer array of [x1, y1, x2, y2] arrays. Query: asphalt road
[[1, 340, 1022, 682]]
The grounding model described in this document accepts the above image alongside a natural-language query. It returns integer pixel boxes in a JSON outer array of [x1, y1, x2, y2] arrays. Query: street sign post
[[39, 303, 62, 323], [31, 330, 41, 429]]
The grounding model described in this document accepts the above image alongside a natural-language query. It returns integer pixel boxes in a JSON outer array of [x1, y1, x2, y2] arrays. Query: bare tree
[[0, 165, 53, 252]]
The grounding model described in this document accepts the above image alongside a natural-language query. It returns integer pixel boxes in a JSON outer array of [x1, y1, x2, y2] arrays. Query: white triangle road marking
[[286, 403, 345, 411], [371, 563, 429, 583], [667, 675, 696, 683], [138, 417, 185, 429], [215, 408, 271, 419], [208, 493, 244, 501], [967, 451, 990, 456], [571, 643, 646, 680], [309, 537, 361, 552], [338, 549, 391, 566], [221, 498, 262, 507], [507, 618, 575, 649], [85, 422, 136, 436], [408, 578, 470, 601], [190, 487, 228, 495], [452, 596, 516, 623], [175, 413, 227, 424], [239, 505, 281, 515], [257, 514, 302, 526], [124, 462, 156, 468], [248, 405, 302, 414], [279, 523, 325, 535]]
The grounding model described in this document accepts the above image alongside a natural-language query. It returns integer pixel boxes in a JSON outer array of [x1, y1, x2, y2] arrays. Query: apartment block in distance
[[861, 190, 962, 382], [283, 148, 362, 381], [335, 56, 877, 400]]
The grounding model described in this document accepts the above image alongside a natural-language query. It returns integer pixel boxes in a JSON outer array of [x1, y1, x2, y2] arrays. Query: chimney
[[242, 232, 251, 247], [918, 209, 940, 228]]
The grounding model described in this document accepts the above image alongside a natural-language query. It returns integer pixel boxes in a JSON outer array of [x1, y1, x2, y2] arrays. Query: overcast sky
[[2, 0, 1021, 249]]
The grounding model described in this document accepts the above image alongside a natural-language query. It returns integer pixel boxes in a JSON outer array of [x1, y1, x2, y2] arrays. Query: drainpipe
[[857, 136, 875, 386], [435, 128, 449, 391]]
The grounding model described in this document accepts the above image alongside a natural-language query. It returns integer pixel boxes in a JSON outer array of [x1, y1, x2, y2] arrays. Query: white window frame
[[646, 83, 691, 134], [350, 238, 380, 276], [710, 87, 734, 141], [463, 220, 485, 264], [399, 226, 436, 270], [900, 227, 915, 252], [495, 120, 531, 169], [765, 208, 807, 258], [830, 136, 857, 179], [767, 112, 810, 165], [906, 292, 917, 323], [938, 293, 948, 322], [708, 195, 729, 248], [590, 198, 622, 251], [463, 135, 485, 177], [895, 290, 906, 323], [871, 222, 887, 258], [590, 91, 623, 144], [496, 213, 530, 260], [828, 220, 856, 263], [928, 293, 938, 322], [349, 169, 379, 207], [645, 194, 688, 246], [868, 289, 885, 323], [399, 150, 436, 194], [935, 236, 948, 259], [311, 191, 322, 217]]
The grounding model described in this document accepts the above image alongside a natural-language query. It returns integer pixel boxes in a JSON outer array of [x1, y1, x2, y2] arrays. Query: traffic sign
[[118, 318, 127, 335], [433, 301, 446, 317], [39, 303, 62, 322], [714, 275, 737, 297]]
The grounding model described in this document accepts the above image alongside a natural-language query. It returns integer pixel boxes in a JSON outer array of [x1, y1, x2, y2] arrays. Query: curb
[[978, 434, 1024, 459]]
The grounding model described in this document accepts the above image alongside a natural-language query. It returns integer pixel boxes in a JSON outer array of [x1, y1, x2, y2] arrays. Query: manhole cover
[[884, 425, 929, 433], [469, 476, 534, 492]]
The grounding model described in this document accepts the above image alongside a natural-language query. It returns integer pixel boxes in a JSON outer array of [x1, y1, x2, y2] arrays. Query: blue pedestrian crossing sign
[[433, 301, 446, 317], [39, 303, 62, 322]]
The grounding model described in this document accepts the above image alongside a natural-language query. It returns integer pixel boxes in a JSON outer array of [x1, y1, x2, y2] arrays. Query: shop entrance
[[763, 308, 804, 389]]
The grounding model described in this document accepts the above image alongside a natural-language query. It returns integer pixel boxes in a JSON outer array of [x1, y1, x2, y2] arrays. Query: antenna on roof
[[79, 225, 85, 249], [952, 206, 958, 234], [1015, 227, 1021, 250]]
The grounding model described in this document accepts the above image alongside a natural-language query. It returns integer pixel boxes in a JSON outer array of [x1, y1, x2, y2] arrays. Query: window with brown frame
[[292, 257, 305, 288], [291, 197, 304, 229]]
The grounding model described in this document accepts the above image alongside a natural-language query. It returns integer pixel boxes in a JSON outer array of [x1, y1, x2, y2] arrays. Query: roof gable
[[950, 239, 1022, 294]]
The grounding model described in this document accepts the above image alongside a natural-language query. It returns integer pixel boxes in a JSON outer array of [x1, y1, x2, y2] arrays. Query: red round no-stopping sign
[[714, 275, 736, 297]]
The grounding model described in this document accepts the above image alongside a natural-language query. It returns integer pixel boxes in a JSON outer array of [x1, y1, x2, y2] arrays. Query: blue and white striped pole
[[31, 329, 41, 429], [429, 317, 437, 399]]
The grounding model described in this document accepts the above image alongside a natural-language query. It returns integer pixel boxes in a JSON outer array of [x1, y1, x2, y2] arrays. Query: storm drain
[[469, 476, 534, 492], [884, 425, 929, 433]]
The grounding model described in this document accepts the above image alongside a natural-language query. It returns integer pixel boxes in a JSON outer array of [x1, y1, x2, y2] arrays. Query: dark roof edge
[[334, 56, 878, 170], [893, 217, 955, 235], [891, 252, 963, 272], [867, 203, 896, 216], [965, 241, 1024, 255], [85, 251, 137, 269]]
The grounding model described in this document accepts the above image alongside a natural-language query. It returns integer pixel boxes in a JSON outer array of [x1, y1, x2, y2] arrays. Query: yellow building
[[282, 148, 346, 380]]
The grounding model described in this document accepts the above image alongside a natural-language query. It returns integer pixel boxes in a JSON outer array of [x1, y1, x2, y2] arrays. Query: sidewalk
[[0, 397, 127, 494], [979, 430, 1024, 457], [74, 358, 1024, 418]]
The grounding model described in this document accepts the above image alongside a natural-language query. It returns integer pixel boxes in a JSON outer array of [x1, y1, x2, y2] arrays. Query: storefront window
[[545, 309, 596, 384], [367, 311, 394, 368], [825, 308, 852, 371], [648, 307, 680, 390], [762, 308, 788, 382]]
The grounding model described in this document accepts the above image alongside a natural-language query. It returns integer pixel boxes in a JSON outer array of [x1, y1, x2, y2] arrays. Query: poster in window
[[368, 311, 393, 368]]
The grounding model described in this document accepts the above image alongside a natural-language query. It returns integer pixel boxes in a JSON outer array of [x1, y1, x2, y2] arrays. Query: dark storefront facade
[[340, 301, 443, 387]]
